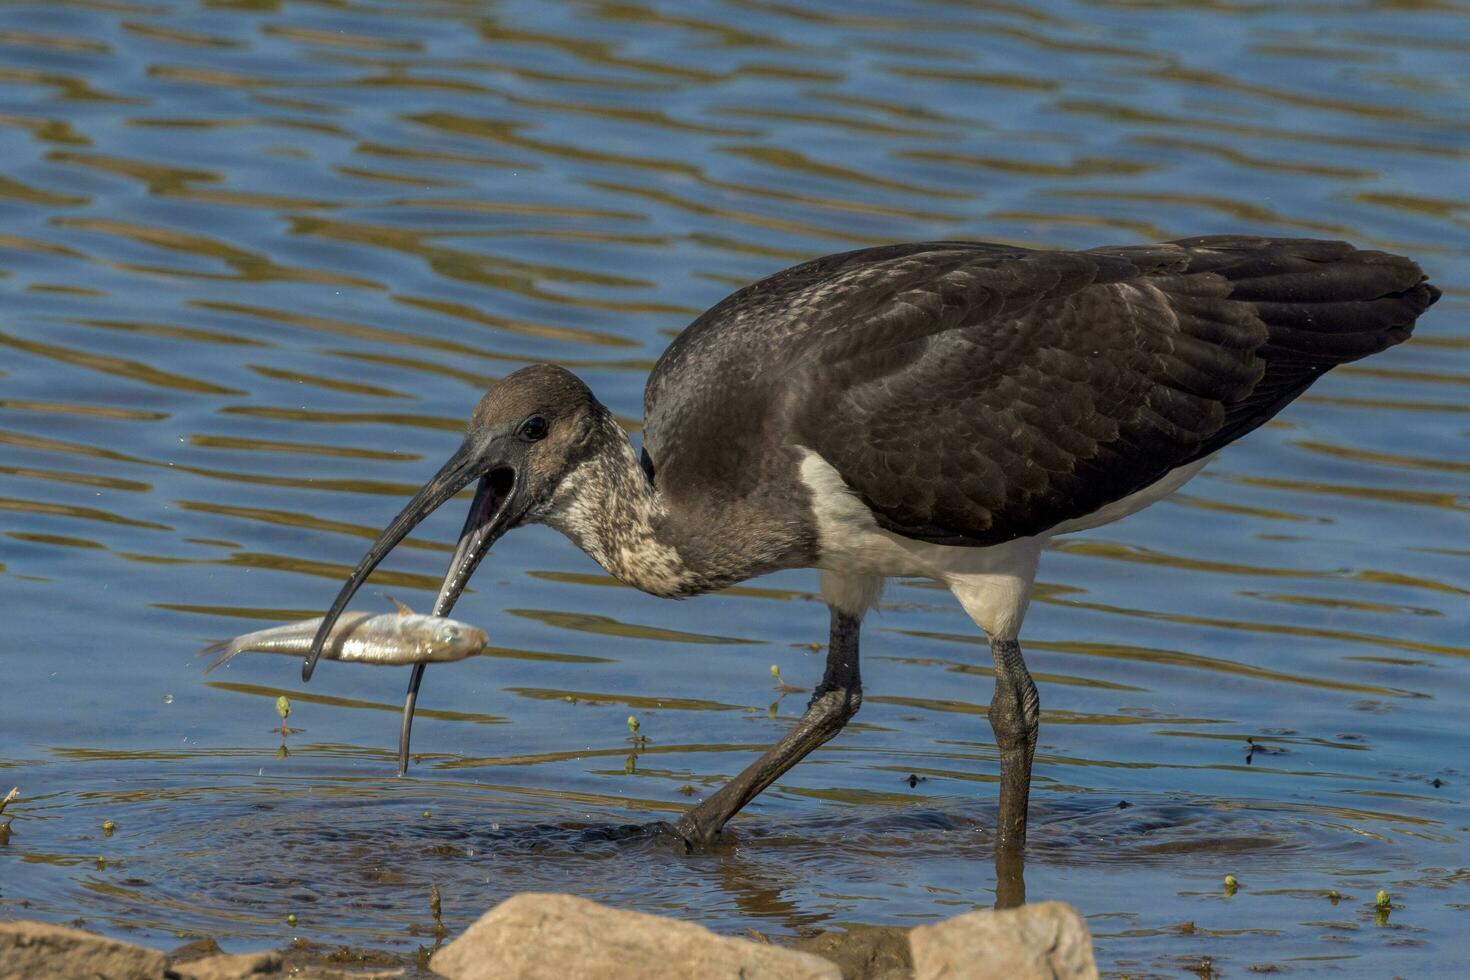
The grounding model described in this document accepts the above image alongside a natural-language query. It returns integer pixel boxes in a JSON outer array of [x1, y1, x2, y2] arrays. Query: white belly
[[797, 449, 1208, 639]]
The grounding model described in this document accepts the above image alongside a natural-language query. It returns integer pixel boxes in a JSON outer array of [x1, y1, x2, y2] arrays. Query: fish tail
[[199, 637, 244, 674], [197, 618, 330, 673], [199, 626, 280, 673]]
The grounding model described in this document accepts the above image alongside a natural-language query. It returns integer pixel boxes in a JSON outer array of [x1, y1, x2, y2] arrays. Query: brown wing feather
[[643, 237, 1438, 547], [794, 237, 1437, 545]]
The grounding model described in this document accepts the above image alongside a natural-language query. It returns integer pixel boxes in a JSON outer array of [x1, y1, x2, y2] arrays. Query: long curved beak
[[396, 474, 512, 773], [301, 445, 515, 682]]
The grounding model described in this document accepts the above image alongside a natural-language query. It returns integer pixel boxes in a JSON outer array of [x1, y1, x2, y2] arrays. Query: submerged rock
[[790, 925, 912, 979], [429, 892, 841, 980], [908, 901, 1097, 980], [0, 919, 167, 980]]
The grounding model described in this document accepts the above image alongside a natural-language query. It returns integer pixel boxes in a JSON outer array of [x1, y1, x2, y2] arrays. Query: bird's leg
[[989, 637, 1039, 853], [670, 606, 862, 849], [993, 832, 1027, 910]]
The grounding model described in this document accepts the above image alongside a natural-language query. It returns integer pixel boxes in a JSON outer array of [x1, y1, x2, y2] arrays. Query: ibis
[[301, 236, 1438, 861]]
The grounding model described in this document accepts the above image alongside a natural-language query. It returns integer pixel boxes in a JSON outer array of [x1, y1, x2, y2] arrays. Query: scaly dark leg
[[989, 637, 1039, 853], [993, 834, 1027, 910], [671, 607, 863, 849]]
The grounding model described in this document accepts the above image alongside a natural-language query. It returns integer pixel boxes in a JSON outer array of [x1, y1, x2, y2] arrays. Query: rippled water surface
[[2, 1, 1467, 975]]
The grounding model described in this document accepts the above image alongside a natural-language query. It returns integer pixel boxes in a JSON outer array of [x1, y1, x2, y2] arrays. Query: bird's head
[[302, 363, 606, 681]]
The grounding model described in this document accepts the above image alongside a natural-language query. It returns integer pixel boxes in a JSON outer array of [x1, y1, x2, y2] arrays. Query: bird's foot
[[647, 817, 726, 854]]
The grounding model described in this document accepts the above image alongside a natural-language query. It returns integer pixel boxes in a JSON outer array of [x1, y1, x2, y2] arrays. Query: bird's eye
[[517, 414, 549, 442]]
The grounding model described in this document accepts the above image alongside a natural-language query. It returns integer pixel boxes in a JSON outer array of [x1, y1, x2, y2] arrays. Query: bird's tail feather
[[1168, 237, 1439, 450]]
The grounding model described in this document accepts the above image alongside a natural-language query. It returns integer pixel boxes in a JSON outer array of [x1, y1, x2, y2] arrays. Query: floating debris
[[1375, 889, 1392, 926], [287, 913, 298, 927], [627, 715, 640, 735], [1224, 874, 1239, 897], [430, 883, 444, 935], [102, 820, 115, 837]]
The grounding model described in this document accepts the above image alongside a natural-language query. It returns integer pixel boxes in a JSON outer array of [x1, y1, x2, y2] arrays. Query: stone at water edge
[[172, 950, 284, 980], [908, 901, 1098, 980], [0, 920, 168, 980], [429, 892, 840, 980]]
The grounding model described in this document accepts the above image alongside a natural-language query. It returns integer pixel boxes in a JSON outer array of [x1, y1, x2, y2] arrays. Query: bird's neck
[[535, 418, 706, 597]]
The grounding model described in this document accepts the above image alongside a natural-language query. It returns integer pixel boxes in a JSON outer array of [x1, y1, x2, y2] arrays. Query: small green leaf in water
[[1376, 889, 1391, 909], [1224, 873, 1239, 896], [102, 820, 115, 836]]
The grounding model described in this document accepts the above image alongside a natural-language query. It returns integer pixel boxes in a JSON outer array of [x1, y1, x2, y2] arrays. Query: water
[[1, 0, 1466, 975]]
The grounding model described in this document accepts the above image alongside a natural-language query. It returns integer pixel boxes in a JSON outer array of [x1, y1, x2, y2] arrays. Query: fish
[[200, 598, 487, 674]]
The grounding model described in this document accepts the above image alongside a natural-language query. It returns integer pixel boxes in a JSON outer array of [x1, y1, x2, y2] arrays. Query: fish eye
[[517, 414, 549, 442]]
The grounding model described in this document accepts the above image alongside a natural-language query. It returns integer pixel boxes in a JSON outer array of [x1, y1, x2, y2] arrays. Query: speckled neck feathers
[[533, 413, 705, 597]]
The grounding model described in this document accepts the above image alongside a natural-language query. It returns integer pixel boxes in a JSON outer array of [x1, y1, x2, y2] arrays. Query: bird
[[300, 235, 1438, 863]]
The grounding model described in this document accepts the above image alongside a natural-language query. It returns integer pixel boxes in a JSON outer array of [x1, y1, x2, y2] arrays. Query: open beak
[[301, 445, 518, 682]]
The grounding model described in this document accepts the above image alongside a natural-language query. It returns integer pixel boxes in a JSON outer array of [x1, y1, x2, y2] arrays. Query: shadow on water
[[1, 0, 1467, 975]]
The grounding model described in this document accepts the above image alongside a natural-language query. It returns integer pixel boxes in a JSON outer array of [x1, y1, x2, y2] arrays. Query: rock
[[908, 902, 1097, 980], [173, 950, 284, 979], [170, 936, 225, 962], [0, 919, 167, 980], [430, 893, 841, 980], [790, 926, 913, 979]]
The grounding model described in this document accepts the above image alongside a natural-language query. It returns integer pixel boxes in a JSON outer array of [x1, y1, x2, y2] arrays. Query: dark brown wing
[[643, 237, 1438, 546], [797, 237, 1437, 544]]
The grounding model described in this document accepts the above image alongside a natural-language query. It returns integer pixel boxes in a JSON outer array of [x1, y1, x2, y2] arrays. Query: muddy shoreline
[[3, 894, 1098, 979]]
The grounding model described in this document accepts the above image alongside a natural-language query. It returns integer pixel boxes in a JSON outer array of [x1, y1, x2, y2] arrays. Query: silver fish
[[200, 599, 486, 674]]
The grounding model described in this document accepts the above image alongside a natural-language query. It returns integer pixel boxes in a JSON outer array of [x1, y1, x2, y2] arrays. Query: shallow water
[[1, 0, 1467, 975]]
